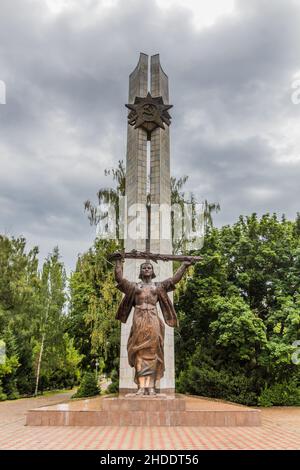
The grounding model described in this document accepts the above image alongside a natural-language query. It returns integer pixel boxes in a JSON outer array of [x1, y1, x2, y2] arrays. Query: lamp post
[[95, 359, 99, 382]]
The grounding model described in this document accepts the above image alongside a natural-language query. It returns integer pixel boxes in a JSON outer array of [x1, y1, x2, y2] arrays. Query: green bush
[[175, 214, 300, 406], [0, 353, 20, 401], [72, 372, 100, 398], [177, 359, 259, 406], [107, 369, 119, 394], [0, 386, 7, 401], [4, 378, 19, 400], [258, 381, 300, 407]]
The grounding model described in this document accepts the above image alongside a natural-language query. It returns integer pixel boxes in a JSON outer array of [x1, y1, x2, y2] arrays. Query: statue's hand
[[114, 252, 125, 261], [183, 260, 193, 267]]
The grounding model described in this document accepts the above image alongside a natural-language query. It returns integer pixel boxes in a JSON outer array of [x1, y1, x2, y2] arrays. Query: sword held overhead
[[109, 249, 202, 264]]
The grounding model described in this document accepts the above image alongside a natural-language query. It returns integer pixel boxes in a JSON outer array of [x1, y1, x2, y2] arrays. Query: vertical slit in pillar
[[146, 139, 151, 253], [148, 57, 151, 96]]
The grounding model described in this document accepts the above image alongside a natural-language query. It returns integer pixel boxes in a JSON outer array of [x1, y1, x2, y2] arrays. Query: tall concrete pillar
[[149, 55, 174, 393], [119, 53, 148, 393], [119, 53, 174, 394]]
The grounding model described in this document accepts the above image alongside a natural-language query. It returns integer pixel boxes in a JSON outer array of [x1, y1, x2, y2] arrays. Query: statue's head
[[138, 262, 156, 280]]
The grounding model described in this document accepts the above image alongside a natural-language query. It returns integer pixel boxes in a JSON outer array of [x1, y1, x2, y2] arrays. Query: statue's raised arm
[[170, 260, 193, 284], [159, 260, 193, 292], [114, 256, 135, 294], [114, 256, 124, 285]]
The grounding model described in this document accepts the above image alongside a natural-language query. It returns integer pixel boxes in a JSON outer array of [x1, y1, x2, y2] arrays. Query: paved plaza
[[0, 392, 299, 450]]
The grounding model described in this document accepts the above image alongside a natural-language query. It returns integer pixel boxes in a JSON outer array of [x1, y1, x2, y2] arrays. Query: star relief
[[125, 92, 173, 135]]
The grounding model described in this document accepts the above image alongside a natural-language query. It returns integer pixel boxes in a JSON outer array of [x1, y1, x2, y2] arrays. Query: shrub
[[0, 385, 7, 401], [107, 369, 119, 394], [175, 214, 300, 406], [177, 362, 259, 406], [72, 372, 100, 398], [258, 381, 300, 407]]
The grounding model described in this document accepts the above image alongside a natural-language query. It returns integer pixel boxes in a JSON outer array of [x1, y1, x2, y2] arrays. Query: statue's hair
[[138, 262, 156, 279]]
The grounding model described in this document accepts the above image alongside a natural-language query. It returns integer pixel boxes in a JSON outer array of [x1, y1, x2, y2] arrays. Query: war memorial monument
[[26, 54, 261, 427]]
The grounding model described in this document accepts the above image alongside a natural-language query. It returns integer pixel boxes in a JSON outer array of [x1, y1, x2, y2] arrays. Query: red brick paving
[[0, 393, 299, 450]]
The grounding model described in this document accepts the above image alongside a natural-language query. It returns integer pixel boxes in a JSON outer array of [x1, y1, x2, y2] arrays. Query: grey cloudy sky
[[1, 0, 300, 271]]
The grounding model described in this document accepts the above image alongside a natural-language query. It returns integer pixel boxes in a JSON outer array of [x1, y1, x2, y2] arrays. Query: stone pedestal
[[26, 395, 261, 427]]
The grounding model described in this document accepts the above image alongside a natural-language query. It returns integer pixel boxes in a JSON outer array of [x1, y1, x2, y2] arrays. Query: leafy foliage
[[0, 236, 81, 399], [72, 371, 100, 398], [1, 211, 299, 406], [68, 238, 121, 374], [176, 213, 300, 405], [107, 367, 119, 394], [84, 160, 219, 253], [258, 380, 300, 406]]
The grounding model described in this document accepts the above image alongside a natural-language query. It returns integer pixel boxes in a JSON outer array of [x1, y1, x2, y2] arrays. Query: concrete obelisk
[[119, 53, 174, 394]]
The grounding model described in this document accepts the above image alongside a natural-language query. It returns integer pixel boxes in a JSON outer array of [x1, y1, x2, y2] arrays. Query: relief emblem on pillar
[[125, 91, 172, 136]]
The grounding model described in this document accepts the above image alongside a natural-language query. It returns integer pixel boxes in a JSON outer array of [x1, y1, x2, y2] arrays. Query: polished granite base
[[26, 394, 261, 427]]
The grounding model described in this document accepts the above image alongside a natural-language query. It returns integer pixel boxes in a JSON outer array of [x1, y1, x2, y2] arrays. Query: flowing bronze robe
[[116, 278, 178, 384]]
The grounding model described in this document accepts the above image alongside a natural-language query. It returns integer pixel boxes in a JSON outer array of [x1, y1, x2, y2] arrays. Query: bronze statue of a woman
[[114, 258, 192, 396]]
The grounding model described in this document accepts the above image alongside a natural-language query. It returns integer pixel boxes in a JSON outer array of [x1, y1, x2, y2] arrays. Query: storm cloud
[[1, 0, 300, 270]]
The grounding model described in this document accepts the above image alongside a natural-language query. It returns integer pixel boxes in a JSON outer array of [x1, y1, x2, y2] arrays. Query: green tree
[[176, 213, 300, 405], [0, 236, 41, 396], [33, 247, 67, 394], [68, 239, 121, 375], [33, 248, 81, 392], [0, 236, 82, 399], [84, 160, 219, 253], [84, 160, 125, 242]]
